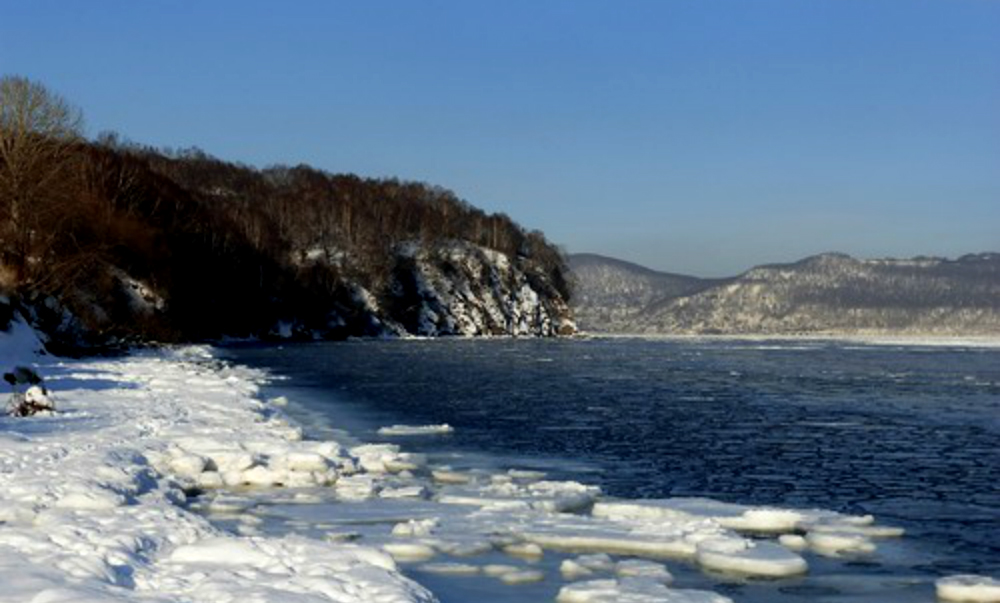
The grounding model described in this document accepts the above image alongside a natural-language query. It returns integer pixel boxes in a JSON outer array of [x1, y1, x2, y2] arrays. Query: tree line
[[0, 75, 572, 348]]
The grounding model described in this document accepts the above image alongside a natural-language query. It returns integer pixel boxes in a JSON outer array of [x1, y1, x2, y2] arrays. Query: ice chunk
[[419, 562, 481, 575], [503, 541, 544, 559], [778, 534, 808, 551], [335, 474, 381, 500], [392, 518, 439, 537], [168, 453, 208, 477], [616, 559, 674, 583], [383, 542, 437, 562], [557, 577, 734, 603], [377, 424, 454, 436], [432, 469, 473, 484], [936, 575, 1000, 602], [561, 559, 598, 579], [284, 451, 331, 472], [482, 564, 522, 577], [435, 540, 494, 557], [594, 498, 809, 533], [438, 478, 599, 513], [350, 443, 403, 473], [498, 569, 546, 584], [805, 530, 876, 557], [695, 537, 808, 577], [380, 485, 429, 499], [561, 554, 618, 580]]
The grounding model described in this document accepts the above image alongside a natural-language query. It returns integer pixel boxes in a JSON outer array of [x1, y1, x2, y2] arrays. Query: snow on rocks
[[0, 344, 435, 603], [936, 575, 1000, 602]]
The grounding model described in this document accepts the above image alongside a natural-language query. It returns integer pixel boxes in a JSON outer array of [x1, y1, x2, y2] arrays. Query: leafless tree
[[0, 75, 84, 283]]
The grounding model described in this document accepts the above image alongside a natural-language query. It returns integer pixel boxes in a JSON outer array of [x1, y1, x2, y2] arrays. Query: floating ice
[[615, 559, 674, 583], [383, 541, 438, 562], [432, 468, 474, 484], [695, 536, 808, 577], [418, 562, 481, 575], [378, 424, 454, 436], [502, 541, 544, 559], [437, 478, 600, 513], [936, 575, 1000, 602], [557, 577, 734, 603], [593, 497, 901, 566], [392, 518, 439, 537], [482, 564, 522, 577]]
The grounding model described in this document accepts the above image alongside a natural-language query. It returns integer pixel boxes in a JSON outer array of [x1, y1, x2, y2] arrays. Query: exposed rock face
[[570, 252, 1000, 336], [266, 240, 575, 340], [386, 242, 574, 337]]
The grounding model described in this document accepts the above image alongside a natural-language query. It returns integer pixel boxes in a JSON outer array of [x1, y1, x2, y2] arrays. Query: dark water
[[225, 337, 1000, 588]]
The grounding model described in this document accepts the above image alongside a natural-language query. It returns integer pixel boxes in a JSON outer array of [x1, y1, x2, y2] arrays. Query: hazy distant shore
[[576, 331, 1000, 348]]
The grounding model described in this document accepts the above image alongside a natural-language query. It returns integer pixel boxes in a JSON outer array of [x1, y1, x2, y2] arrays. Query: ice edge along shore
[[2, 318, 998, 603]]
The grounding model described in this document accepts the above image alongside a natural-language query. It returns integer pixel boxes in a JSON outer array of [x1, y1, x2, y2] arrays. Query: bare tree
[[0, 75, 84, 283]]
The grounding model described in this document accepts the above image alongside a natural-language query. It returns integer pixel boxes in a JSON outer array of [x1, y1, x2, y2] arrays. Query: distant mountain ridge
[[569, 252, 1000, 336], [567, 254, 726, 332]]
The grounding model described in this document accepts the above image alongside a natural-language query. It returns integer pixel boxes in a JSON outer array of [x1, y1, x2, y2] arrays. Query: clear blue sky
[[2, 1, 997, 276]]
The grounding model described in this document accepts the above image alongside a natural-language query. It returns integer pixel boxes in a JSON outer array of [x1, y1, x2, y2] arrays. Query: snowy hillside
[[571, 252, 1000, 336], [567, 254, 723, 332]]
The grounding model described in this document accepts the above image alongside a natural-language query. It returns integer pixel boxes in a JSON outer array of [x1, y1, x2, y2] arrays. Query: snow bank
[[0, 343, 434, 602], [0, 311, 47, 366]]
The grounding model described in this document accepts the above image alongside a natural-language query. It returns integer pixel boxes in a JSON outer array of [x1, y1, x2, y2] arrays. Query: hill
[[0, 77, 573, 350], [570, 252, 1000, 336]]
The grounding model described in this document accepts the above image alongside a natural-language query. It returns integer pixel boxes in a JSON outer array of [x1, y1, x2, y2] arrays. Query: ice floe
[[937, 575, 1000, 602], [378, 424, 455, 436], [557, 577, 734, 603]]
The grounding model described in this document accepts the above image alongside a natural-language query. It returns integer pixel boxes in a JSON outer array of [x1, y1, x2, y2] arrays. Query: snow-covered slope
[[571, 252, 1000, 336], [567, 254, 722, 333]]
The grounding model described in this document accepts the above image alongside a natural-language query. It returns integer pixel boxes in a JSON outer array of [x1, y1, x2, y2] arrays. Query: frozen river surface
[[225, 337, 1000, 602]]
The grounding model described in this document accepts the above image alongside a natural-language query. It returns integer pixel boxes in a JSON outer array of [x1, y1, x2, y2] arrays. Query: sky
[[1, 1, 997, 276]]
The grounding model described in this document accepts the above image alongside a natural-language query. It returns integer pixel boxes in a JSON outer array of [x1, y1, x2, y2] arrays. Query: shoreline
[[0, 340, 435, 602], [2, 327, 997, 602], [575, 331, 1000, 348]]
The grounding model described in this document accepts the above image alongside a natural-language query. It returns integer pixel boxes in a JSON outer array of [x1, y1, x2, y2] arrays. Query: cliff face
[[571, 252, 1000, 336], [19, 239, 575, 350], [385, 242, 574, 337], [269, 240, 574, 340]]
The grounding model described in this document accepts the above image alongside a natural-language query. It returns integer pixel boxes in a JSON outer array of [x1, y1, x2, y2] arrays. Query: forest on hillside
[[0, 76, 572, 349]]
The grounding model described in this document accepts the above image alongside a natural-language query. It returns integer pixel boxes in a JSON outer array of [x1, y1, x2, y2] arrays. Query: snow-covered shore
[[3, 318, 998, 603], [0, 320, 434, 603]]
